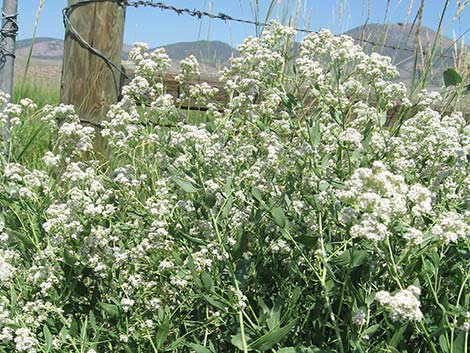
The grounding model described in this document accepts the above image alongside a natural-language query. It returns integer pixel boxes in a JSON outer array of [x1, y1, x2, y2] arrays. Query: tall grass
[[13, 81, 60, 107]]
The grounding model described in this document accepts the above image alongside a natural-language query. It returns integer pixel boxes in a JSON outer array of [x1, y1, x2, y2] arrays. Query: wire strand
[[62, 0, 466, 82], [124, 0, 458, 60], [0, 11, 19, 62], [62, 0, 130, 79]]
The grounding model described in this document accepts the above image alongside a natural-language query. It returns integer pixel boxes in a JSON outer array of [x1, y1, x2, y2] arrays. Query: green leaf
[[362, 324, 380, 338], [69, 318, 79, 338], [232, 228, 249, 260], [188, 343, 213, 353], [156, 320, 170, 349], [43, 325, 52, 352], [443, 68, 462, 87], [321, 154, 331, 170], [378, 111, 387, 127], [271, 207, 287, 228], [235, 257, 252, 286], [332, 249, 368, 268], [59, 326, 69, 343], [89, 311, 97, 331], [294, 234, 316, 248], [309, 122, 321, 147], [439, 334, 449, 353], [452, 331, 466, 353], [204, 193, 216, 208], [10, 287, 17, 315], [330, 107, 343, 126], [249, 320, 297, 351], [222, 195, 233, 218], [100, 303, 120, 318], [266, 299, 283, 330], [251, 187, 263, 202], [389, 324, 407, 347], [203, 294, 227, 312], [9, 229, 35, 250], [173, 177, 199, 193], [231, 333, 251, 351], [201, 272, 214, 291]]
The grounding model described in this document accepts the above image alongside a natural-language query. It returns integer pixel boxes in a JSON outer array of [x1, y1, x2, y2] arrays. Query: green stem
[[208, 208, 249, 353], [318, 213, 345, 353]]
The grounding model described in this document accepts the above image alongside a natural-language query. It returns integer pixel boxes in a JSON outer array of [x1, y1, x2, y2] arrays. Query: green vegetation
[[13, 81, 60, 107], [2, 20, 470, 352], [2, 1, 470, 352]]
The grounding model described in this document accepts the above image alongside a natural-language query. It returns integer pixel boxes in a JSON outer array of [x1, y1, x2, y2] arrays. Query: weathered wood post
[[61, 0, 126, 158], [0, 0, 18, 97], [0, 0, 19, 154]]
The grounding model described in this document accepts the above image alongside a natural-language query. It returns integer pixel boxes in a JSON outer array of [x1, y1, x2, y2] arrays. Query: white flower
[[403, 227, 423, 245], [408, 184, 433, 216], [158, 260, 174, 270], [431, 211, 469, 243], [338, 127, 363, 150], [0, 256, 16, 283], [42, 152, 61, 168], [121, 298, 135, 312], [14, 328, 37, 353], [350, 214, 388, 242], [352, 309, 367, 325], [376, 286, 423, 322], [0, 327, 13, 341]]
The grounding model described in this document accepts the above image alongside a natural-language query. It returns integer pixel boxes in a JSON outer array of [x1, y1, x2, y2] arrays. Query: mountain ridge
[[14, 23, 464, 89]]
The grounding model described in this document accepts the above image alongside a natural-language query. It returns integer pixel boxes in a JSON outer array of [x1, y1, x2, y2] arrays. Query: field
[[2, 1, 470, 352]]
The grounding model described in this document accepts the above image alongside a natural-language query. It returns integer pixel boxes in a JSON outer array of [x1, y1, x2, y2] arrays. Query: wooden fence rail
[[61, 0, 469, 153]]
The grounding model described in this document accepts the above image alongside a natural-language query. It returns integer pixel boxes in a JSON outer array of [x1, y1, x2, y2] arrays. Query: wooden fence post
[[0, 0, 18, 98], [61, 0, 126, 158], [1, 0, 19, 155]]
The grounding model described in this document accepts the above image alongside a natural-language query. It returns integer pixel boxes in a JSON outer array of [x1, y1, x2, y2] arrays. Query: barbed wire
[[62, 0, 130, 79], [0, 11, 19, 67], [63, 0, 465, 80], [124, 0, 459, 60]]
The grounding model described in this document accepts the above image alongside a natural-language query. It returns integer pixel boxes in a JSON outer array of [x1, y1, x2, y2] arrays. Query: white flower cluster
[[376, 286, 423, 322], [431, 211, 469, 243], [14, 328, 37, 353], [389, 109, 470, 181], [176, 54, 201, 83], [339, 161, 433, 241], [2, 163, 49, 200], [352, 309, 367, 326], [128, 43, 171, 79], [296, 28, 405, 110]]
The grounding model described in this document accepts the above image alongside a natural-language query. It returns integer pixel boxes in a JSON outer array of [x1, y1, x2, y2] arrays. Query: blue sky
[[10, 1, 470, 48]]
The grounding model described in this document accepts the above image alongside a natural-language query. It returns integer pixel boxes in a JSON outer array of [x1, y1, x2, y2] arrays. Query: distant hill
[[345, 23, 460, 89], [13, 37, 238, 85], [14, 37, 237, 67], [14, 26, 463, 89], [153, 40, 237, 69]]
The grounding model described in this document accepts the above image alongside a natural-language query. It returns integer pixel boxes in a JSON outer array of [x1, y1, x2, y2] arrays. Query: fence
[[63, 2, 457, 131], [0, 0, 467, 152]]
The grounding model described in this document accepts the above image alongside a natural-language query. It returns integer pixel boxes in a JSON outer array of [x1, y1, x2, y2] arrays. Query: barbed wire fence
[[59, 0, 470, 141], [63, 0, 466, 74], [124, 0, 463, 61]]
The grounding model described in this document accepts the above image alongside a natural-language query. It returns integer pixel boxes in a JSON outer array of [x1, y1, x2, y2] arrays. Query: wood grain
[[121, 65, 228, 111], [61, 0, 126, 157]]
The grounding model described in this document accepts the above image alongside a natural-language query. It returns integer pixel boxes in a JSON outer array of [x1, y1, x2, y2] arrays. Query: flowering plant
[[0, 22, 470, 352]]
